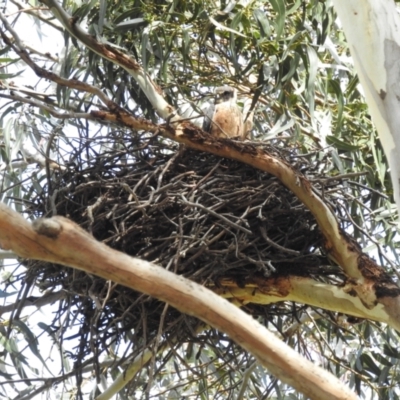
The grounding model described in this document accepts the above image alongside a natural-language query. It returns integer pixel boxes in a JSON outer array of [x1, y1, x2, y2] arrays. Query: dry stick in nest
[[0, 204, 357, 400]]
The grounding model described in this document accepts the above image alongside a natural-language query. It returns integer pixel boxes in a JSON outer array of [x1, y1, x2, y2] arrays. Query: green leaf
[[0, 289, 18, 298], [0, 58, 17, 63], [305, 45, 318, 116], [270, 0, 286, 39], [142, 32, 149, 70], [12, 320, 54, 376], [328, 79, 344, 134], [282, 53, 300, 82], [0, 45, 11, 56], [98, 0, 106, 34], [326, 135, 361, 151], [209, 16, 247, 38], [0, 69, 25, 79], [253, 9, 271, 38], [287, 0, 302, 15], [115, 18, 147, 31]]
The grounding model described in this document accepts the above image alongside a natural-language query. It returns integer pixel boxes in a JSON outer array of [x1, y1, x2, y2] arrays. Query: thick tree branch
[[215, 276, 400, 329], [332, 0, 400, 217], [0, 203, 357, 400]]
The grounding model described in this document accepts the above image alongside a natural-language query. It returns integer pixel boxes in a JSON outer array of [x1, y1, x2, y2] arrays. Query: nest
[[25, 131, 346, 365]]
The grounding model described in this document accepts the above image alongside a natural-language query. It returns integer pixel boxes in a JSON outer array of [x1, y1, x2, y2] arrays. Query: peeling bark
[[215, 276, 400, 331]]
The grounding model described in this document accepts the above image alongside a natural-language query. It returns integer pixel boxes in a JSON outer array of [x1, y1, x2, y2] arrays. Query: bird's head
[[214, 86, 237, 104]]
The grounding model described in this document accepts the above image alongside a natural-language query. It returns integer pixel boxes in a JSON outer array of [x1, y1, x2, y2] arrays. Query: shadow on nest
[[25, 131, 348, 368]]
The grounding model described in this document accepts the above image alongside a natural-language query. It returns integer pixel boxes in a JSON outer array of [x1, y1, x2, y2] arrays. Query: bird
[[202, 86, 250, 139]]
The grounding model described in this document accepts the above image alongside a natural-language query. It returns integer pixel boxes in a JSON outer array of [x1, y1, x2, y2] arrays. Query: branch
[[97, 332, 187, 400], [0, 13, 112, 108], [215, 275, 400, 330], [332, 0, 400, 217], [0, 249, 17, 258], [0, 203, 357, 400], [0, 81, 57, 104], [38, 0, 178, 121], [180, 196, 252, 235], [0, 92, 94, 121], [9, 0, 63, 32]]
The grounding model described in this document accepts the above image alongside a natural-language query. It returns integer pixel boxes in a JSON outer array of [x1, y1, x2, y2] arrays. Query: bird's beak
[[215, 94, 223, 104]]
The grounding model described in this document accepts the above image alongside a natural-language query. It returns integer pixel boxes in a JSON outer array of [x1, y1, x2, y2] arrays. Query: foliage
[[0, 0, 399, 399]]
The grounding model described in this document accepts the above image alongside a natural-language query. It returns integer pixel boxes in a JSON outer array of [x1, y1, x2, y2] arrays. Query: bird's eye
[[223, 91, 230, 95]]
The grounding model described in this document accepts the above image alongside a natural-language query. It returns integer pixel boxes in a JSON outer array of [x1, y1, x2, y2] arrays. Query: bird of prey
[[203, 86, 248, 139]]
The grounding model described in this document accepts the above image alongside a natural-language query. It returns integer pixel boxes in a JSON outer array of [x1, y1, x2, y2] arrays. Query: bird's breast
[[211, 103, 243, 138]]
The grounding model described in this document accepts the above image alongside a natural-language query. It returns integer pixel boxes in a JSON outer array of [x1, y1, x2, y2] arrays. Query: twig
[[0, 12, 113, 107], [180, 195, 252, 235], [260, 226, 301, 256], [0, 92, 94, 120]]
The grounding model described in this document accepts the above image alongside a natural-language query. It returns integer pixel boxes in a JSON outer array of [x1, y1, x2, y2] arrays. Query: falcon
[[203, 86, 247, 139]]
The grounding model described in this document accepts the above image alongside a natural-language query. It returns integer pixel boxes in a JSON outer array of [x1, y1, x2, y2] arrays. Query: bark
[[333, 0, 400, 217]]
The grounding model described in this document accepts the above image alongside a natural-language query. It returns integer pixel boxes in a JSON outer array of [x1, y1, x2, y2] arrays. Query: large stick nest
[[25, 131, 348, 364]]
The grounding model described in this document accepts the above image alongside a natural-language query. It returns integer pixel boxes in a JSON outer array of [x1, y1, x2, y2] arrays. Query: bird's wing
[[202, 102, 215, 132]]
